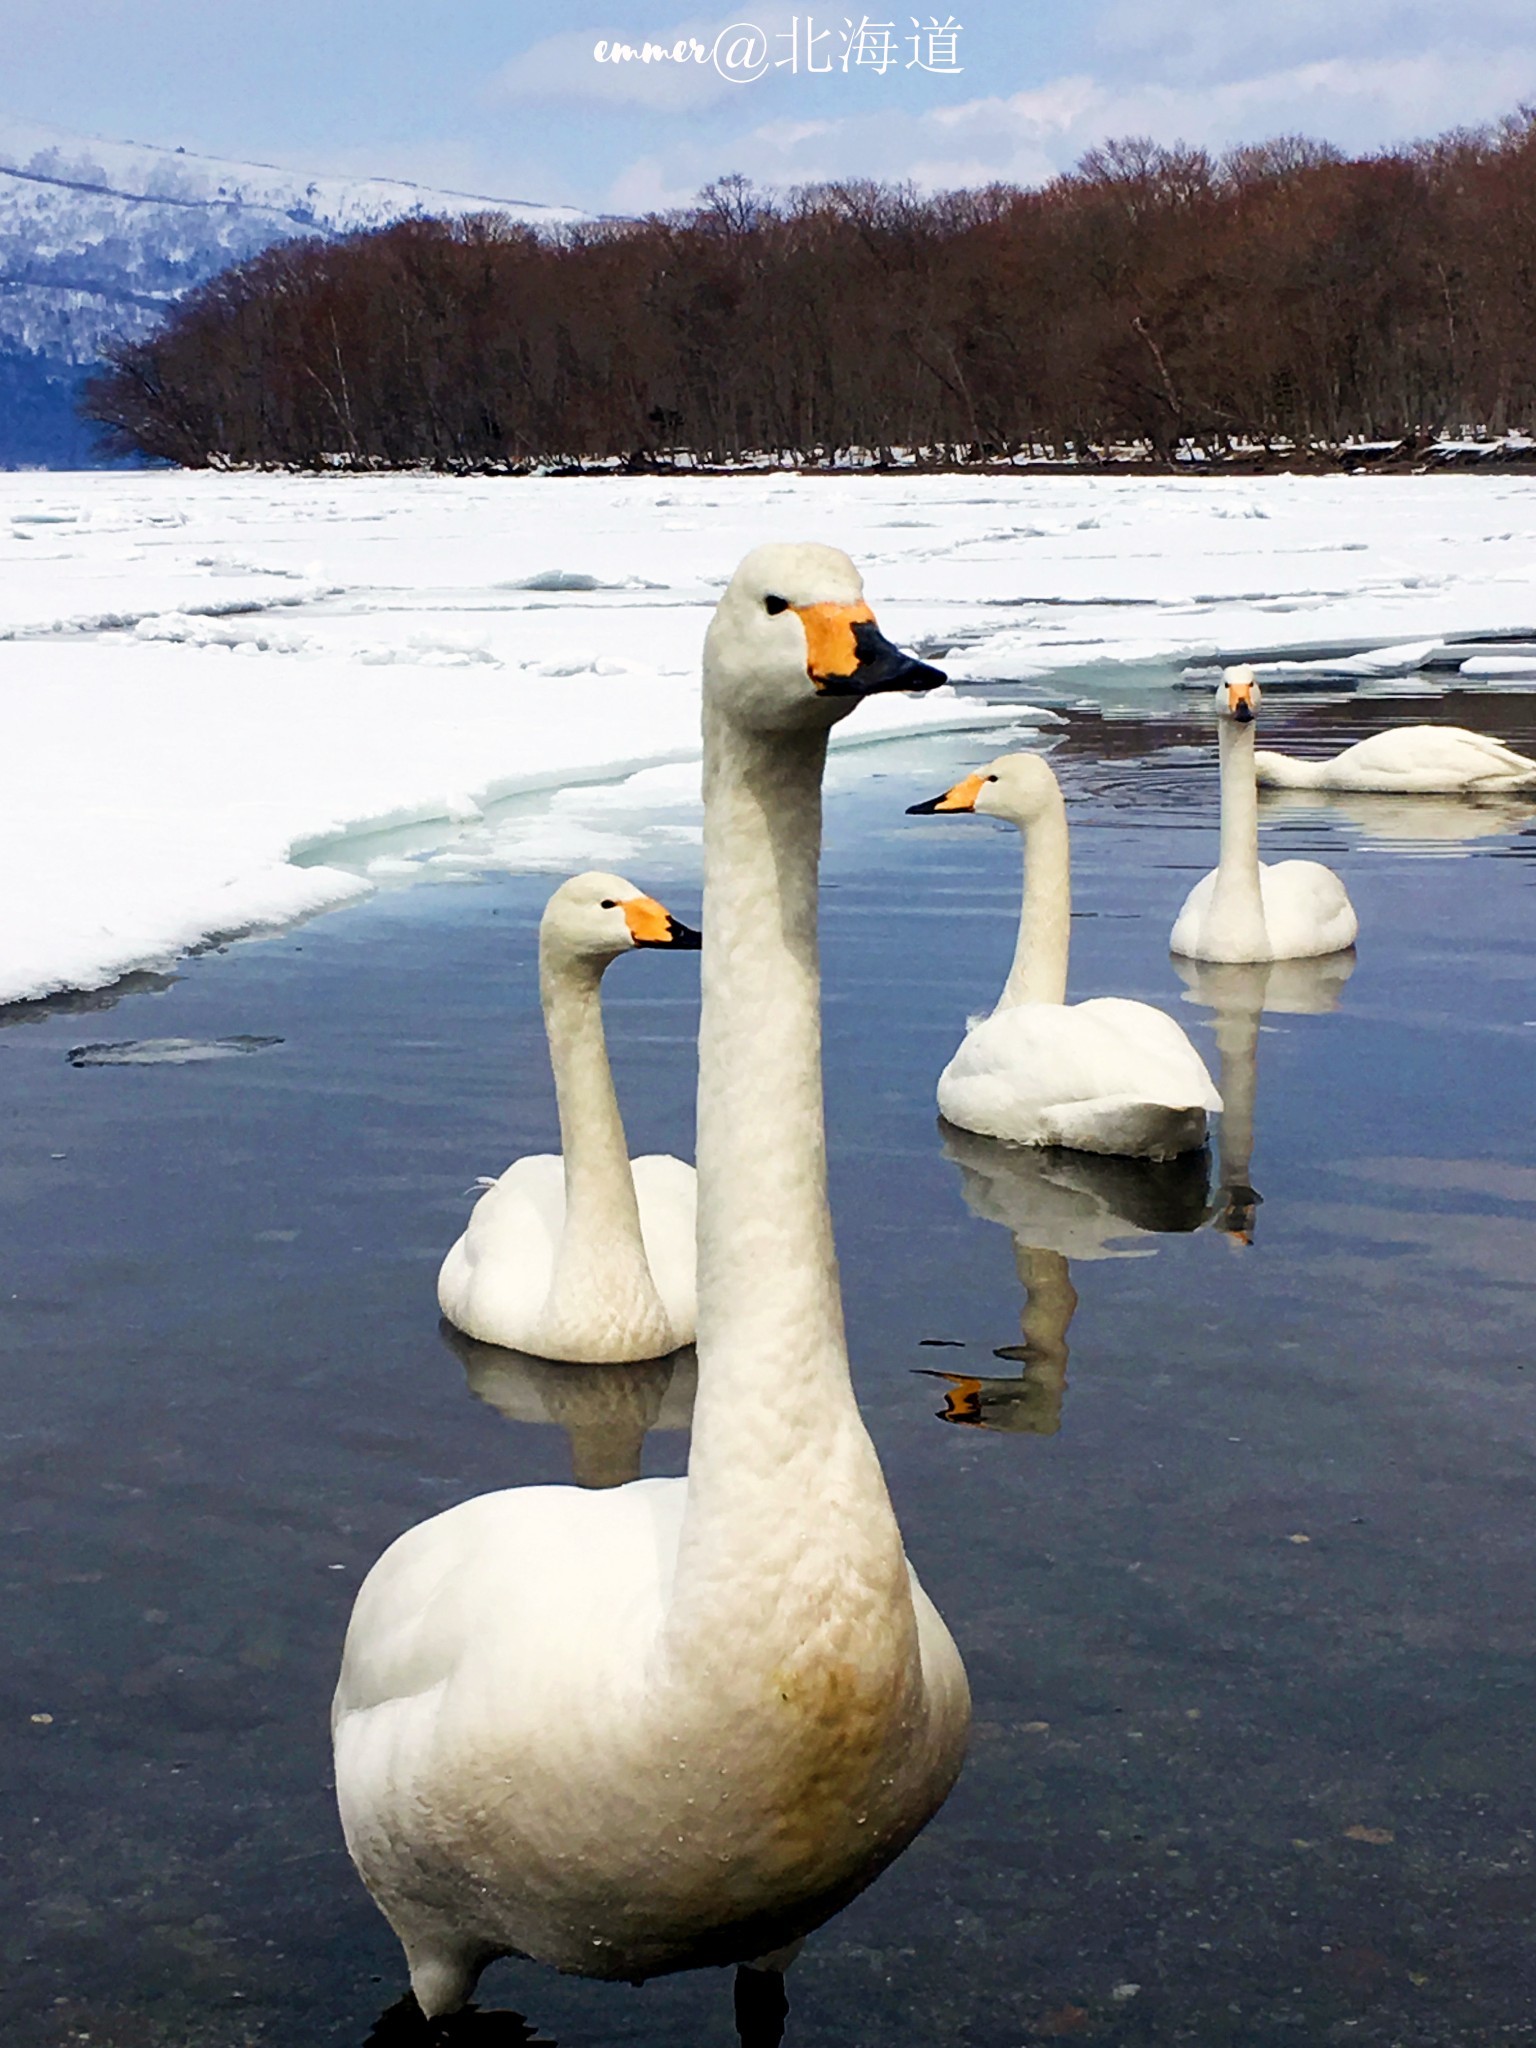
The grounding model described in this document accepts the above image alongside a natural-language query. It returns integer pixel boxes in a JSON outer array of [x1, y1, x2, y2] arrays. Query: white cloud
[[1093, 0, 1536, 85], [601, 42, 1536, 208]]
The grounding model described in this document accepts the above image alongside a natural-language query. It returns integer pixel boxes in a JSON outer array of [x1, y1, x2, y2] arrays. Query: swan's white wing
[[1326, 726, 1536, 790], [1169, 867, 1218, 956], [1259, 860, 1359, 956], [333, 1477, 687, 1729], [938, 998, 1219, 1156], [631, 1154, 698, 1343], [437, 1154, 564, 1348]]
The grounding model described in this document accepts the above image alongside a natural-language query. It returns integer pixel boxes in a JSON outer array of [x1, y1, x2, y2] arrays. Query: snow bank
[[3, 468, 1535, 1006]]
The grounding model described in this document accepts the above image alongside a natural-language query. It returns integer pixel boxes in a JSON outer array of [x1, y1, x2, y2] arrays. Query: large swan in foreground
[[1171, 668, 1359, 963], [908, 751, 1220, 1159], [334, 545, 970, 2024], [437, 871, 699, 1363], [1255, 723, 1536, 793]]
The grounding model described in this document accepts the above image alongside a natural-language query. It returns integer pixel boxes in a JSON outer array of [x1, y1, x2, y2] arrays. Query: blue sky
[[6, 0, 1536, 209]]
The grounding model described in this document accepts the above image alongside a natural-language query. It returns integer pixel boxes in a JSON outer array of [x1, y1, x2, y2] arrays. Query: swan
[[1174, 951, 1355, 1244], [333, 543, 970, 2023], [907, 751, 1220, 1159], [1170, 668, 1359, 963], [436, 871, 700, 1364], [1254, 723, 1536, 793]]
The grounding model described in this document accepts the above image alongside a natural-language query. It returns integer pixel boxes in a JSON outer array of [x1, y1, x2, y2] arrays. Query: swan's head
[[907, 749, 1062, 825], [539, 871, 700, 968], [1217, 665, 1261, 725], [704, 542, 945, 731]]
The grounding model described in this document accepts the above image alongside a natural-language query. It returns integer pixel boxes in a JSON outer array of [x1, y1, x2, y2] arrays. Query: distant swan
[[334, 543, 970, 2025], [908, 751, 1220, 1159], [1170, 668, 1359, 963], [437, 871, 699, 1364], [1255, 723, 1536, 793]]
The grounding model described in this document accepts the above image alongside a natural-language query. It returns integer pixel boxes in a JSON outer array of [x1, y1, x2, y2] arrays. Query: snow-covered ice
[[3, 469, 1535, 1007]]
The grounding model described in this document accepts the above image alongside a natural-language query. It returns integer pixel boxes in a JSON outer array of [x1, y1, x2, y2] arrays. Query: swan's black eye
[[600, 899, 617, 909], [763, 593, 790, 615], [986, 774, 999, 782]]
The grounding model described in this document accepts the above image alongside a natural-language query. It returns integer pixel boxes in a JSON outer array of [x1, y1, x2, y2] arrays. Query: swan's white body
[[1171, 670, 1359, 963], [335, 544, 970, 2016], [437, 873, 698, 1363], [912, 754, 1219, 1160], [438, 1152, 696, 1363], [1255, 724, 1536, 793]]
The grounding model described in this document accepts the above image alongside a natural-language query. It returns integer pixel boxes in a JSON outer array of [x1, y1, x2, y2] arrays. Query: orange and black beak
[[907, 769, 986, 815], [794, 600, 946, 698], [622, 897, 702, 949], [1228, 676, 1256, 724]]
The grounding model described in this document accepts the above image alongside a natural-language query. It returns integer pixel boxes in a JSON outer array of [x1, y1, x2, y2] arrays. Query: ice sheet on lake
[[3, 469, 1535, 1006], [67, 1035, 283, 1067]]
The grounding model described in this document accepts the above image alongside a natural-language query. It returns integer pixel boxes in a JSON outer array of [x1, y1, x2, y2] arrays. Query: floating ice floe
[[4, 467, 1536, 1007], [67, 1035, 283, 1067]]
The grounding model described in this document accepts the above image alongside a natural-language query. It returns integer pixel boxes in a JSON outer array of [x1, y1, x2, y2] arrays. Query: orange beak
[[907, 770, 986, 815], [622, 897, 701, 948], [792, 600, 946, 697]]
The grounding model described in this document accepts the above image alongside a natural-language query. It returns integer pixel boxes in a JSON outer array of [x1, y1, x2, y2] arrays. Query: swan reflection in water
[[924, 1127, 1209, 1433], [1261, 782, 1536, 846], [442, 1322, 697, 1489], [1174, 951, 1356, 1244]]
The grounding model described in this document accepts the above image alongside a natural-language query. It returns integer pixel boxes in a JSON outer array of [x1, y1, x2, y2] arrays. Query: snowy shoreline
[[4, 469, 1535, 1009]]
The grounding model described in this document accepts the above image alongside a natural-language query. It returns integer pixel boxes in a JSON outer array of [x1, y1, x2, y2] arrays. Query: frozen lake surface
[[4, 469, 1536, 1006], [2, 686, 1533, 2046]]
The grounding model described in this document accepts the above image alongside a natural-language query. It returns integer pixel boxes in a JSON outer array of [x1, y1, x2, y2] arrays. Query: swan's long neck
[[998, 794, 1070, 1009], [539, 946, 664, 1321], [666, 706, 912, 1673], [1209, 718, 1270, 955]]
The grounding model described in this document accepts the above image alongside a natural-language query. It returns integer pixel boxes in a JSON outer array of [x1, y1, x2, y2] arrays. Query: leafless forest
[[82, 114, 1536, 470]]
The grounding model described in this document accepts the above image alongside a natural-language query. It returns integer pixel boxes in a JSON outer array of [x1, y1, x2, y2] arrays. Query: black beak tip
[[906, 795, 943, 814], [667, 916, 702, 949], [1233, 702, 1254, 724]]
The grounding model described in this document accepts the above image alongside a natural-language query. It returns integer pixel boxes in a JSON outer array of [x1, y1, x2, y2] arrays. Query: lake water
[[3, 689, 1534, 2047]]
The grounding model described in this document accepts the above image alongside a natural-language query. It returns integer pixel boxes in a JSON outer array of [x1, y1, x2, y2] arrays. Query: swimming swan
[[333, 544, 971, 2021], [1170, 669, 1359, 963], [436, 871, 700, 1363], [1254, 723, 1536, 793], [908, 751, 1220, 1159]]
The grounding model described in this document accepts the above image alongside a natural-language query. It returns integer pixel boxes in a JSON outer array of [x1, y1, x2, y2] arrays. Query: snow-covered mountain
[[0, 114, 585, 467]]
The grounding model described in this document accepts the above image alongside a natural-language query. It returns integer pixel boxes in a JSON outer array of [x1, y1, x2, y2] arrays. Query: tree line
[[81, 112, 1536, 470]]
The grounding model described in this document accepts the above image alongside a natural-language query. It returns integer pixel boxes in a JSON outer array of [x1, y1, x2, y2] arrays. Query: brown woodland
[[81, 114, 1536, 470]]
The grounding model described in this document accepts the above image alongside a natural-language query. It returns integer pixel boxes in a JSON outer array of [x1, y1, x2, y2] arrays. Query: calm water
[[3, 692, 1534, 2047]]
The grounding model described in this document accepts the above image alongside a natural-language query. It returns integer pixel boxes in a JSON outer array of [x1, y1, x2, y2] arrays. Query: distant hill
[[0, 114, 584, 467]]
